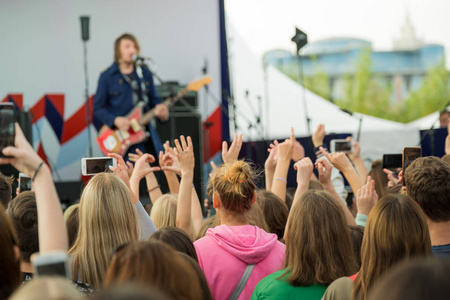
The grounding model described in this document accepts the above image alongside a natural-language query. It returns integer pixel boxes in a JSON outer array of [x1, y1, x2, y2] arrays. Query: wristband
[[32, 162, 45, 182], [147, 185, 161, 193], [273, 177, 287, 183]]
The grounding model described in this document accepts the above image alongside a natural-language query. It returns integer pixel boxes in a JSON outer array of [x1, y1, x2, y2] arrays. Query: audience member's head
[[150, 226, 198, 262], [368, 159, 389, 198], [6, 191, 39, 264], [284, 187, 296, 211], [178, 252, 213, 300], [353, 194, 432, 300], [9, 276, 82, 300], [92, 283, 173, 300], [256, 190, 288, 240], [308, 180, 324, 191], [150, 194, 177, 229], [349, 225, 364, 269], [209, 160, 256, 223], [404, 156, 450, 222], [0, 204, 20, 300], [195, 215, 216, 240], [246, 201, 270, 232], [283, 190, 357, 286], [0, 173, 13, 208], [385, 182, 402, 195], [441, 154, 450, 166], [64, 204, 79, 249], [104, 241, 202, 300], [368, 258, 450, 300], [439, 109, 449, 128], [69, 173, 139, 287]]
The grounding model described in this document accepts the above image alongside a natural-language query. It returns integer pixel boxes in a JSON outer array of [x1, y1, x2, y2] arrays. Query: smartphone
[[402, 147, 422, 186], [19, 173, 32, 193], [382, 154, 402, 170], [32, 251, 71, 278], [81, 157, 117, 176], [0, 103, 15, 158], [330, 139, 353, 153]]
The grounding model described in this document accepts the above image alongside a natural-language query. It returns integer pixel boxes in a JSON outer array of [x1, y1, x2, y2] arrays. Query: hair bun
[[223, 161, 249, 185]]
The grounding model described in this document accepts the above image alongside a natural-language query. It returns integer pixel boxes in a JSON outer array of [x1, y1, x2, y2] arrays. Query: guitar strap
[[134, 64, 150, 106]]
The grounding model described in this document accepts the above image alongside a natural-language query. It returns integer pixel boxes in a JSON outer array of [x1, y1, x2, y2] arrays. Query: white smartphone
[[32, 251, 71, 278], [18, 172, 32, 193], [330, 139, 353, 153], [81, 157, 117, 176]]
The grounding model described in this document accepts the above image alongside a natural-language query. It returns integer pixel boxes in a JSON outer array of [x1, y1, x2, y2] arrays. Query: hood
[[206, 225, 279, 265]]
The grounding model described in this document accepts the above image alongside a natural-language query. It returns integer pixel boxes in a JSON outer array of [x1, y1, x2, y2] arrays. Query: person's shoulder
[[100, 62, 119, 77], [252, 269, 288, 298], [322, 277, 354, 300]]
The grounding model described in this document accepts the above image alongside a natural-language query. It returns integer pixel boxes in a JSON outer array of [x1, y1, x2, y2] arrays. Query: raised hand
[[319, 146, 354, 173], [346, 136, 361, 161], [277, 128, 295, 162], [312, 124, 326, 148], [294, 157, 314, 187], [292, 140, 305, 163], [383, 168, 399, 186], [222, 133, 243, 164], [265, 140, 279, 172], [356, 175, 378, 215], [161, 152, 181, 176], [173, 136, 195, 176], [131, 153, 161, 180], [108, 153, 132, 187], [315, 158, 332, 187]]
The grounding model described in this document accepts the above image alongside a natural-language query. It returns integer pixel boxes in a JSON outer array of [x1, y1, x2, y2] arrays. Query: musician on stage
[[93, 33, 169, 157]]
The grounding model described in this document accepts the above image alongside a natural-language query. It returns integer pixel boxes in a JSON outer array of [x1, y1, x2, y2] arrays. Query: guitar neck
[[138, 87, 189, 126]]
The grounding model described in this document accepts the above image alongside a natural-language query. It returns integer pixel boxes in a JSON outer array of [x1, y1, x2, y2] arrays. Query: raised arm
[[0, 124, 68, 253], [173, 136, 195, 239], [128, 150, 162, 204], [160, 141, 180, 194], [347, 137, 369, 180], [264, 140, 278, 190], [316, 158, 356, 225], [222, 133, 243, 164], [355, 175, 378, 227], [272, 128, 295, 201]]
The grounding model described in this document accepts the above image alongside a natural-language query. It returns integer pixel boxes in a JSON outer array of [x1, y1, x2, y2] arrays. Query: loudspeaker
[[156, 112, 203, 199]]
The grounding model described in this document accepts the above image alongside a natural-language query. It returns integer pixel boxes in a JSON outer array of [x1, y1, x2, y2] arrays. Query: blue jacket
[[93, 62, 163, 153]]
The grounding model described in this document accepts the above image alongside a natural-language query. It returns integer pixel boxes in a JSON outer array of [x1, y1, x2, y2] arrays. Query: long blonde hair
[[150, 194, 178, 229], [68, 173, 139, 287]]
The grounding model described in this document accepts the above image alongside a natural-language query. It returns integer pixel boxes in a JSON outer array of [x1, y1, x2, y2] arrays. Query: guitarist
[[93, 33, 169, 158]]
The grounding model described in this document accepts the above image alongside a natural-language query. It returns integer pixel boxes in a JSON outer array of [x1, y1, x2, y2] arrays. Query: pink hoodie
[[194, 225, 285, 300]]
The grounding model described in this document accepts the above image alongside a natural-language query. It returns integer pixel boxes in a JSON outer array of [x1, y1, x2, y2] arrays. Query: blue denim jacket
[[93, 62, 163, 153]]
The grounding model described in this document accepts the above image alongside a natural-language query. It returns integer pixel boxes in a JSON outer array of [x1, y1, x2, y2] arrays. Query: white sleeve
[[135, 201, 157, 239]]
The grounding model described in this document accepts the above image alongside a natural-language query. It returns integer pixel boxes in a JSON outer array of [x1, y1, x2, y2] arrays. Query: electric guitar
[[96, 76, 212, 156]]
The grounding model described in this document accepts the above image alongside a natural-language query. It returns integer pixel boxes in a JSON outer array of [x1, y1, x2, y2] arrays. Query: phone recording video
[[382, 154, 402, 170], [330, 139, 352, 153], [0, 103, 15, 158], [402, 147, 422, 186], [81, 157, 117, 176], [19, 173, 32, 193], [32, 252, 70, 278]]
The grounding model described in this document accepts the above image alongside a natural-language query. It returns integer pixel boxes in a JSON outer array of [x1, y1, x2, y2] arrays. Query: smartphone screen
[[84, 157, 115, 175], [34, 260, 68, 277], [382, 154, 402, 170], [331, 139, 352, 153], [19, 174, 32, 192], [0, 104, 15, 157]]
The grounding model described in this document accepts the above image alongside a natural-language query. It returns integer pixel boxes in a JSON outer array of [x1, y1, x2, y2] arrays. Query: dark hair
[[6, 191, 39, 262], [283, 190, 357, 286], [368, 160, 389, 198], [308, 180, 324, 191], [0, 203, 20, 299], [0, 173, 13, 208], [149, 226, 198, 262], [178, 253, 213, 300], [385, 182, 402, 195], [104, 241, 202, 300], [441, 154, 450, 166], [114, 33, 140, 63], [368, 258, 450, 300], [65, 205, 79, 249], [349, 225, 364, 269], [284, 187, 296, 211], [404, 156, 450, 222], [256, 190, 288, 240]]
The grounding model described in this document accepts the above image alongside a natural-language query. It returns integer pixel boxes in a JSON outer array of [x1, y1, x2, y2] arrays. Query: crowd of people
[[0, 119, 450, 300]]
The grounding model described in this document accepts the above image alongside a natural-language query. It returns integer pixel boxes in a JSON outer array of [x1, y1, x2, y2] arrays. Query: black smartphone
[[0, 103, 15, 157], [402, 147, 422, 186], [382, 154, 402, 170], [19, 173, 32, 193]]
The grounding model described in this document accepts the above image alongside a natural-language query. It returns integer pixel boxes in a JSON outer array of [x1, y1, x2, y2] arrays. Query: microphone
[[132, 54, 152, 62]]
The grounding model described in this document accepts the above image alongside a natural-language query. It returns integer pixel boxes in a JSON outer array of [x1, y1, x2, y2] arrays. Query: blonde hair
[[63, 203, 79, 223], [9, 276, 82, 300], [150, 194, 178, 229], [68, 173, 139, 287]]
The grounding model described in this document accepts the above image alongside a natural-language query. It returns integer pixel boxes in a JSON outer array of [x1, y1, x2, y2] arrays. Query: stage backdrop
[[0, 0, 224, 181]]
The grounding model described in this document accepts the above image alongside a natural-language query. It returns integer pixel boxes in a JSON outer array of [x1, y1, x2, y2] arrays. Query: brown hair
[[308, 180, 324, 191], [0, 204, 20, 299], [149, 226, 198, 262], [195, 215, 217, 240], [114, 33, 140, 63], [9, 276, 82, 300], [0, 173, 13, 208], [368, 159, 388, 198], [104, 241, 202, 300], [6, 191, 39, 262], [441, 154, 450, 166], [209, 160, 256, 215], [368, 258, 450, 300], [282, 190, 357, 286], [64, 204, 79, 249], [284, 187, 296, 211], [353, 194, 432, 300], [256, 190, 288, 240], [404, 156, 450, 222], [178, 253, 213, 300], [349, 225, 364, 269]]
